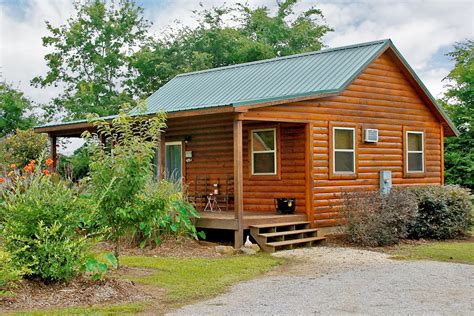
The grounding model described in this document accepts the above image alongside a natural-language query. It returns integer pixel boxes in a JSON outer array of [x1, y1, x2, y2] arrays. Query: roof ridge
[[176, 39, 391, 78]]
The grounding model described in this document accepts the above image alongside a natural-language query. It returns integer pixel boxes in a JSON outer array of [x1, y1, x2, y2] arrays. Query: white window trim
[[165, 141, 184, 179], [165, 141, 183, 146], [406, 131, 424, 173], [333, 127, 356, 174], [251, 128, 277, 176]]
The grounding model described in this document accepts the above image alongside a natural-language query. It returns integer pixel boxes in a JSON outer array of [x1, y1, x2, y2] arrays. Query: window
[[251, 128, 277, 175], [333, 127, 355, 173], [165, 141, 183, 181], [406, 131, 424, 173]]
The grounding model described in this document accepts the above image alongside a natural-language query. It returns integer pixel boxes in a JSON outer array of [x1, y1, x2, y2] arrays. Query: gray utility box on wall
[[380, 170, 392, 194]]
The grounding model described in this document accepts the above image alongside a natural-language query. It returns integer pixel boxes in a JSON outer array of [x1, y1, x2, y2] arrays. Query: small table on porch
[[203, 193, 221, 212]]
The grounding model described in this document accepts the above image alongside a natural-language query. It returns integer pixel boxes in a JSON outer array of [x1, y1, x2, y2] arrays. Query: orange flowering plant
[[1, 156, 56, 192], [1, 154, 97, 282]]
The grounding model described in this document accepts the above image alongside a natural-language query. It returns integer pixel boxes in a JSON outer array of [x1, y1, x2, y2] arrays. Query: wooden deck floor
[[195, 211, 308, 230]]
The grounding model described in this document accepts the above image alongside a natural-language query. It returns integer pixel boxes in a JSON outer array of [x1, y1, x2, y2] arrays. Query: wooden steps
[[267, 236, 327, 248], [249, 221, 326, 252]]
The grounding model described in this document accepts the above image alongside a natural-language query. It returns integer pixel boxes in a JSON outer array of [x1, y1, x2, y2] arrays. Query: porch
[[195, 211, 307, 230], [35, 110, 316, 249]]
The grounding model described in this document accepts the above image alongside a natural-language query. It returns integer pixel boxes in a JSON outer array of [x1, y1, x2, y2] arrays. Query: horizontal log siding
[[243, 122, 307, 213], [245, 52, 443, 227], [165, 114, 234, 209], [166, 116, 307, 214]]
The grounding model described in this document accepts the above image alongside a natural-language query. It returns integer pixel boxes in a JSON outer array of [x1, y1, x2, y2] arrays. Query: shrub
[[342, 187, 418, 247], [408, 185, 472, 239], [58, 145, 91, 180], [131, 179, 204, 247], [84, 107, 166, 266], [0, 129, 48, 166], [1, 161, 94, 282], [0, 249, 26, 290]]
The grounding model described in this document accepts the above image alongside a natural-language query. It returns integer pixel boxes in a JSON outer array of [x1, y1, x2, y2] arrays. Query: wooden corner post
[[305, 123, 315, 227], [49, 134, 57, 172], [233, 118, 244, 248], [156, 133, 166, 180]]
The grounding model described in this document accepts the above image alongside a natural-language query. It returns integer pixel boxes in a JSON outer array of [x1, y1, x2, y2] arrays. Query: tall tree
[[442, 40, 474, 189], [128, 0, 332, 97], [32, 0, 151, 120], [0, 81, 36, 137]]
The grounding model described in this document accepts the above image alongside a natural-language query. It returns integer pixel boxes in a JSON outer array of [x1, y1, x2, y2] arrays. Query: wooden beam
[[49, 134, 57, 172], [236, 112, 311, 123], [305, 123, 315, 227], [233, 118, 244, 248], [167, 106, 234, 118], [440, 124, 445, 185], [35, 122, 95, 134]]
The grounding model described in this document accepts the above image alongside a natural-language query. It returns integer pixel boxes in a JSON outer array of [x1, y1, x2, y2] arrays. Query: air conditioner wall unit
[[364, 128, 378, 143]]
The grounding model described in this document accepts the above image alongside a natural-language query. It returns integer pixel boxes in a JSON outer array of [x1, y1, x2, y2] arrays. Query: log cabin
[[35, 39, 458, 251]]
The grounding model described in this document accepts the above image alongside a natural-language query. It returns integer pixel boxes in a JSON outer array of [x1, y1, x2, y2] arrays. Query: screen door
[[165, 141, 183, 181]]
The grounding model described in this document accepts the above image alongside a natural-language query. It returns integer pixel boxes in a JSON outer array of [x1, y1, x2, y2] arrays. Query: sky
[[1, 0, 473, 153]]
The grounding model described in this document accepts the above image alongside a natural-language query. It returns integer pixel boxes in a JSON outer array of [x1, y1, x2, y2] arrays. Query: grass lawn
[[7, 254, 282, 315], [389, 241, 474, 265], [10, 302, 148, 316], [120, 254, 281, 307]]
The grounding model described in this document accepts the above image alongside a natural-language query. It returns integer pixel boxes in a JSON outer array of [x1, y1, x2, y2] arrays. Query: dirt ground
[[0, 236, 219, 313], [96, 235, 220, 258], [0, 276, 160, 312]]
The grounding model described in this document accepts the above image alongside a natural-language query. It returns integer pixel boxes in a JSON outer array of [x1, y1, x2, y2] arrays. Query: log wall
[[165, 116, 307, 213], [244, 52, 444, 227]]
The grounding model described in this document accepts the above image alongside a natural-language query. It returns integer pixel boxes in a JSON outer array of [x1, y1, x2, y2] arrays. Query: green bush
[[85, 107, 168, 266], [131, 179, 204, 247], [0, 129, 48, 166], [342, 188, 418, 247], [408, 185, 472, 239], [0, 249, 26, 289], [1, 169, 94, 282], [58, 145, 91, 180]]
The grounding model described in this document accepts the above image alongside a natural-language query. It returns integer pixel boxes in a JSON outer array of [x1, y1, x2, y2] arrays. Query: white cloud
[[0, 0, 75, 104], [1, 0, 473, 112], [316, 0, 473, 96]]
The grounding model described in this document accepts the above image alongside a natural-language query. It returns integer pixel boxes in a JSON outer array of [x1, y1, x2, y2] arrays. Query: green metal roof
[[36, 39, 458, 136], [133, 39, 391, 115]]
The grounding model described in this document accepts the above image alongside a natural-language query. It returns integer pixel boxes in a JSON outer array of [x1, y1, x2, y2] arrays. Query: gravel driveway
[[171, 247, 474, 315]]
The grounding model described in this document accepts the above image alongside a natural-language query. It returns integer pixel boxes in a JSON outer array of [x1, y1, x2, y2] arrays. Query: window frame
[[165, 141, 185, 182], [329, 123, 358, 180], [250, 127, 278, 177], [404, 130, 425, 175], [333, 127, 356, 174]]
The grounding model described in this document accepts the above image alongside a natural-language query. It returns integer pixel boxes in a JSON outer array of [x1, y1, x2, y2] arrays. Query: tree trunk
[[114, 240, 120, 269], [112, 225, 120, 269]]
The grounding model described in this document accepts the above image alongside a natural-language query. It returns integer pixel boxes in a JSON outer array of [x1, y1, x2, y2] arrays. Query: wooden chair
[[189, 175, 208, 211], [216, 175, 234, 211]]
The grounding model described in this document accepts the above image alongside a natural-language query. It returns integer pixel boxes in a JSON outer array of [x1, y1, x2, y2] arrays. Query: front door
[[165, 141, 183, 182]]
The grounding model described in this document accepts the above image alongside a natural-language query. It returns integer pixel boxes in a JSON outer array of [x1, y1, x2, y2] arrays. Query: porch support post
[[440, 124, 444, 185], [156, 133, 166, 180], [233, 118, 244, 248], [305, 123, 315, 227], [49, 134, 57, 172]]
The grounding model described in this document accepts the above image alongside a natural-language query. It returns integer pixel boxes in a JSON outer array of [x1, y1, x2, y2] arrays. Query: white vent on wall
[[364, 128, 379, 143]]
